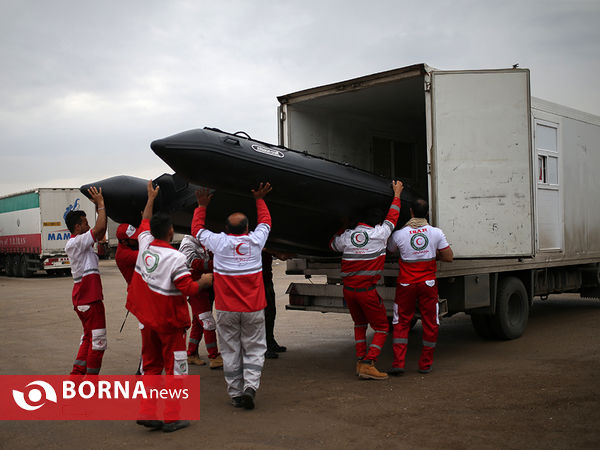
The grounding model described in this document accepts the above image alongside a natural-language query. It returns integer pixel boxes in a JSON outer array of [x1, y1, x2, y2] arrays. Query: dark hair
[[412, 199, 429, 219], [150, 213, 172, 240], [226, 217, 249, 235], [65, 211, 86, 233], [362, 207, 384, 227]]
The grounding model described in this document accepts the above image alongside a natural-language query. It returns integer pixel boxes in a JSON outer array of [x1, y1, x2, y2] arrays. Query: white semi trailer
[[278, 63, 600, 339], [0, 188, 96, 276]]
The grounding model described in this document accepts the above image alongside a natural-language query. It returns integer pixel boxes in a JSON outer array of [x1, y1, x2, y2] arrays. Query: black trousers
[[264, 280, 276, 345]]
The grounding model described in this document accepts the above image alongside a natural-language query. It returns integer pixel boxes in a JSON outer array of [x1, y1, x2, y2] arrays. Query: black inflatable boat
[[82, 128, 417, 256]]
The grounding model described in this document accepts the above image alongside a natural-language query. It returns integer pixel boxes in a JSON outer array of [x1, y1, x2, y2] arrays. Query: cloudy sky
[[1, 0, 599, 195]]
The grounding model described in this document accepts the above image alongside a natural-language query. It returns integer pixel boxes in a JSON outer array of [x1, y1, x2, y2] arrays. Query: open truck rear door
[[428, 68, 534, 258]]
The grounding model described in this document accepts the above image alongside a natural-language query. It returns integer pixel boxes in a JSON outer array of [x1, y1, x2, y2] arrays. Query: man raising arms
[[192, 183, 272, 410], [65, 187, 107, 376]]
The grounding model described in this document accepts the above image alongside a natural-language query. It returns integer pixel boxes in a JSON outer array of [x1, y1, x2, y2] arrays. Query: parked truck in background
[[278, 63, 600, 339], [0, 188, 96, 277]]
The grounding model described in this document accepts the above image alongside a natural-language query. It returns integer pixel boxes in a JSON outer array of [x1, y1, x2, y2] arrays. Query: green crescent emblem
[[350, 231, 369, 248], [410, 233, 429, 251], [142, 250, 160, 273]]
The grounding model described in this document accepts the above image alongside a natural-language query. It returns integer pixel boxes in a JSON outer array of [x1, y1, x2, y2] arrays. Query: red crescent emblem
[[235, 243, 247, 256], [144, 254, 153, 265]]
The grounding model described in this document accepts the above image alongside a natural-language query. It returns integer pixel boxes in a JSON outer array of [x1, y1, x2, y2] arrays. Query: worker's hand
[[195, 188, 213, 207], [87, 186, 104, 208], [392, 180, 404, 197], [147, 180, 160, 201], [197, 273, 213, 290], [274, 251, 295, 261], [252, 182, 272, 199]]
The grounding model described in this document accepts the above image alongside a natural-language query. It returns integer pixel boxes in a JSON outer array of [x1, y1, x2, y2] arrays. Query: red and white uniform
[[179, 235, 219, 359], [115, 224, 140, 285], [387, 224, 450, 370], [192, 199, 271, 398], [329, 197, 401, 362], [126, 219, 199, 379], [65, 230, 106, 375], [191, 199, 271, 312], [115, 244, 138, 285]]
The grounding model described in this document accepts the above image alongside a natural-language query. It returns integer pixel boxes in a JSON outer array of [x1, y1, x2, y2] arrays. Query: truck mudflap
[[286, 282, 448, 318]]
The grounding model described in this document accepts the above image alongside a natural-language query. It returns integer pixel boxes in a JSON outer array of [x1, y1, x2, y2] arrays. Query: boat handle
[[224, 137, 240, 146]]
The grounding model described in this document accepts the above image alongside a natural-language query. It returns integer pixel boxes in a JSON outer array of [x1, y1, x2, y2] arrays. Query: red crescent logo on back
[[235, 243, 247, 256]]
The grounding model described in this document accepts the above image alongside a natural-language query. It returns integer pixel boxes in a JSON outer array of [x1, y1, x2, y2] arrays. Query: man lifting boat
[[192, 182, 272, 409], [330, 180, 404, 380]]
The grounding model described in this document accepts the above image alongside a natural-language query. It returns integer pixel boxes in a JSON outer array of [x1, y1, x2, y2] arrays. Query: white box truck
[[278, 64, 600, 339], [0, 188, 96, 277]]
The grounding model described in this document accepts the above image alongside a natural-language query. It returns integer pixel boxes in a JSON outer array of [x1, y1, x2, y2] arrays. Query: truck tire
[[491, 276, 529, 340], [470, 313, 495, 340], [20, 254, 32, 278], [6, 255, 15, 277]]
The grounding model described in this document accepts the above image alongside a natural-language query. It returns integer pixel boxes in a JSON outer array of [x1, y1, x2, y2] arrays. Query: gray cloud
[[1, 0, 598, 194]]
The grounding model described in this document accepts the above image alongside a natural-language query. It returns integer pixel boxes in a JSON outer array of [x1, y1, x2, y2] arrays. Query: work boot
[[209, 355, 223, 369], [187, 355, 205, 366], [241, 388, 256, 410], [136, 420, 163, 430], [162, 420, 190, 433], [358, 360, 388, 380], [268, 339, 287, 353], [231, 396, 244, 408], [355, 359, 364, 376], [387, 367, 405, 376]]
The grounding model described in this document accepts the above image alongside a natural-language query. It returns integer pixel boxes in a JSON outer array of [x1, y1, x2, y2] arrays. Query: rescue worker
[[330, 180, 404, 380], [192, 183, 272, 410], [179, 234, 223, 369], [65, 186, 107, 376], [126, 180, 212, 432], [386, 198, 453, 375], [114, 222, 143, 374], [262, 249, 292, 359], [115, 223, 140, 285]]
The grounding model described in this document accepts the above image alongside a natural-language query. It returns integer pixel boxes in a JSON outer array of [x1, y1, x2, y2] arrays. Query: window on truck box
[[535, 120, 562, 251], [372, 137, 416, 180]]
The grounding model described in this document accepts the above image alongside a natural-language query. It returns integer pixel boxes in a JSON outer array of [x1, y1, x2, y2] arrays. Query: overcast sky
[[1, 0, 599, 195]]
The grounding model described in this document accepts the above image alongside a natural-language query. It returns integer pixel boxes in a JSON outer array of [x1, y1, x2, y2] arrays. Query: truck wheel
[[20, 255, 32, 278], [491, 276, 529, 340], [470, 313, 495, 340], [6, 255, 16, 277]]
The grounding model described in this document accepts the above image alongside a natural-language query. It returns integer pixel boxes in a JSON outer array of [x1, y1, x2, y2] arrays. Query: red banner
[[0, 375, 200, 420]]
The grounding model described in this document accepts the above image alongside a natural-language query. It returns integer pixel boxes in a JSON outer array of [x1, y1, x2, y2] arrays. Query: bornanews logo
[[1, 375, 200, 420], [13, 380, 58, 411]]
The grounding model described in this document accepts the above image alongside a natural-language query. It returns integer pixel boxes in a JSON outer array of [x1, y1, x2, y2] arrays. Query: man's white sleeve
[[249, 223, 270, 250], [196, 228, 222, 253]]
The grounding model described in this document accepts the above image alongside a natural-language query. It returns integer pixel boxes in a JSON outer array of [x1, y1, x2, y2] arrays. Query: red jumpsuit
[[65, 229, 105, 375], [179, 235, 219, 359], [330, 197, 401, 362], [387, 224, 450, 371], [126, 220, 200, 421]]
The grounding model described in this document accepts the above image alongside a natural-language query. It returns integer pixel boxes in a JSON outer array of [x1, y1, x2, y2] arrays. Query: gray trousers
[[216, 310, 266, 398]]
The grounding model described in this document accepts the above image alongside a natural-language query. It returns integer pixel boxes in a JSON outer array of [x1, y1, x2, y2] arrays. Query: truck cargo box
[[0, 188, 96, 276]]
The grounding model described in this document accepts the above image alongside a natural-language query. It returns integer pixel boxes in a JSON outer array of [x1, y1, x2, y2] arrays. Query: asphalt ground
[[1, 259, 599, 449]]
